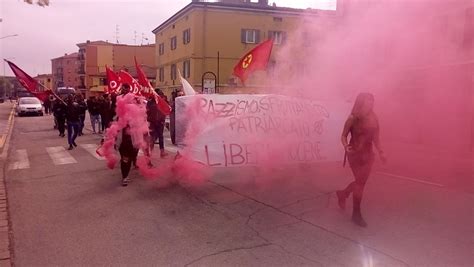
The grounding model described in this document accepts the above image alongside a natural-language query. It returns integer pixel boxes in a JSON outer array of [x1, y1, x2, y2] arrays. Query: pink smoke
[[101, 93, 150, 169]]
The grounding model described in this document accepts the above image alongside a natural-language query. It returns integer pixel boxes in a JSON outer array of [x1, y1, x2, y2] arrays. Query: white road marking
[[166, 146, 178, 153], [80, 144, 104, 160], [8, 149, 30, 170], [378, 172, 445, 187], [46, 146, 77, 165]]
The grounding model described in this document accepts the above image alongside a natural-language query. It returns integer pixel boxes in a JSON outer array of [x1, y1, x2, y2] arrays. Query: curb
[[0, 104, 16, 267]]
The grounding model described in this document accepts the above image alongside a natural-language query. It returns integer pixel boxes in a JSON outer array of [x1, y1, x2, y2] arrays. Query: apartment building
[[76, 40, 156, 96], [152, 0, 338, 95]]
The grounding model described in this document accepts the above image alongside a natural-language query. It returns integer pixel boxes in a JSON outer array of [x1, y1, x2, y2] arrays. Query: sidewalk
[[0, 103, 16, 267]]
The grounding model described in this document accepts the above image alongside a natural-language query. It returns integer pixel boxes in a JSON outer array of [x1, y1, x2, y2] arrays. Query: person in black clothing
[[170, 89, 184, 145], [88, 96, 101, 134], [117, 84, 139, 186], [99, 95, 113, 133], [65, 95, 81, 150], [76, 94, 87, 136], [43, 95, 52, 115], [150, 90, 168, 158], [52, 98, 67, 137]]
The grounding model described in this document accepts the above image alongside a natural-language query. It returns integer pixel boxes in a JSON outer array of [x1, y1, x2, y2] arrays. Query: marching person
[[52, 97, 66, 137], [65, 95, 80, 150], [116, 84, 139, 186], [88, 96, 101, 134], [76, 94, 87, 136], [336, 93, 386, 227], [154, 89, 168, 158], [170, 89, 184, 145]]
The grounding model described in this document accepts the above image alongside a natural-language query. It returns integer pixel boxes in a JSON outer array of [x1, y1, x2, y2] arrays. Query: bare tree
[[24, 0, 50, 7]]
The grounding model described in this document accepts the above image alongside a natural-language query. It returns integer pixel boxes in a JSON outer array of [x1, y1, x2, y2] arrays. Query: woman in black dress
[[337, 93, 386, 227]]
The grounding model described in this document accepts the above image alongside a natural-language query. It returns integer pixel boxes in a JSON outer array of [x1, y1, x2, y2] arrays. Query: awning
[[89, 85, 107, 92]]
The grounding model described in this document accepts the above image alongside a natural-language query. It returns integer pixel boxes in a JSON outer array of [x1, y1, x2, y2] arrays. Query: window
[[302, 31, 312, 47], [159, 67, 165, 82], [183, 29, 191, 44], [241, 29, 260, 44], [183, 60, 190, 78], [269, 31, 287, 45], [170, 64, 177, 80], [273, 17, 283, 22], [170, 36, 177, 50], [159, 43, 165, 55]]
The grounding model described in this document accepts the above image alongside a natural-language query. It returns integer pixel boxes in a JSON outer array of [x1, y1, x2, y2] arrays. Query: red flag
[[134, 57, 170, 115], [134, 57, 152, 89], [157, 96, 171, 116], [5, 60, 50, 101], [106, 66, 121, 94], [118, 70, 140, 95], [233, 39, 273, 84]]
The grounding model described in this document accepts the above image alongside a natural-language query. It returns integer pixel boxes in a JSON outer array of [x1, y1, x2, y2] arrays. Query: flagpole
[[36, 81, 67, 105]]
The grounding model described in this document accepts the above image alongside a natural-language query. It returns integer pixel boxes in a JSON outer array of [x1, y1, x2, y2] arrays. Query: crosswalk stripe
[[80, 144, 104, 160], [46, 146, 77, 165], [8, 149, 30, 170], [166, 146, 178, 153]]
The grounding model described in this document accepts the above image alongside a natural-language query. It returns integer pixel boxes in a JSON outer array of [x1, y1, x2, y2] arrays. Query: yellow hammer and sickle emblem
[[242, 54, 253, 69]]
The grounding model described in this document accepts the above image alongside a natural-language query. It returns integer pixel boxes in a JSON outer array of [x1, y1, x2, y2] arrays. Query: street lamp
[[2, 57, 15, 99], [0, 34, 19, 40]]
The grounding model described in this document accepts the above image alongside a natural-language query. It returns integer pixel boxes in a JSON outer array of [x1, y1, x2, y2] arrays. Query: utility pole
[[115, 25, 120, 44]]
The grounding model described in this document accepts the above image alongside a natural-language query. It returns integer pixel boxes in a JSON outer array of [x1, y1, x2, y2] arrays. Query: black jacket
[[66, 102, 81, 123]]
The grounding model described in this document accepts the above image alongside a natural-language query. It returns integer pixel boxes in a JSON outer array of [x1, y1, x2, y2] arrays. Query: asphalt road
[[2, 109, 473, 266]]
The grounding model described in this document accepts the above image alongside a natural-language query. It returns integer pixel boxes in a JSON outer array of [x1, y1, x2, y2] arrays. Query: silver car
[[16, 97, 44, 117]]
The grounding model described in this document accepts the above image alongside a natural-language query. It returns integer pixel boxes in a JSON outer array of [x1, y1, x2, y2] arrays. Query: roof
[[76, 40, 155, 48], [35, 74, 53, 78], [152, 1, 334, 33], [51, 52, 79, 61], [94, 66, 156, 79]]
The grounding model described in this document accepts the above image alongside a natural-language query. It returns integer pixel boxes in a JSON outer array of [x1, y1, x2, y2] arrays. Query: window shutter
[[268, 31, 273, 40], [241, 29, 246, 43], [188, 29, 191, 43], [183, 31, 186, 44], [255, 30, 261, 43], [282, 32, 287, 44]]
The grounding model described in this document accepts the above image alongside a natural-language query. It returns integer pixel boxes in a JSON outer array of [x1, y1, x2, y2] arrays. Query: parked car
[[16, 97, 43, 117]]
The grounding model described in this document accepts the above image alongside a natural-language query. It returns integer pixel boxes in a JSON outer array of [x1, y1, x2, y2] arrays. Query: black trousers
[[119, 135, 139, 179], [56, 117, 66, 135]]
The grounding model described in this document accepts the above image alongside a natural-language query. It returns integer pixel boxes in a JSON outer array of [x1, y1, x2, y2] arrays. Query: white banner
[[175, 94, 350, 167]]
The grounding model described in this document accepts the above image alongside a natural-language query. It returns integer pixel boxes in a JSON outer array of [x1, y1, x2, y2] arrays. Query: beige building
[[34, 74, 53, 91], [152, 0, 338, 96], [76, 40, 156, 96], [51, 53, 81, 90]]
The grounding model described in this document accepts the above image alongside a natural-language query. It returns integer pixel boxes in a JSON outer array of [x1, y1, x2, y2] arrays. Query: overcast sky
[[0, 0, 336, 76]]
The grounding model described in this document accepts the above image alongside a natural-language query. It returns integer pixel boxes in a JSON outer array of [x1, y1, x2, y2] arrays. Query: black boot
[[336, 190, 346, 210], [352, 211, 367, 227]]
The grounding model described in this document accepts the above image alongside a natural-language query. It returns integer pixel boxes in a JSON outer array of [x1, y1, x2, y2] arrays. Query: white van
[[56, 87, 76, 99]]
